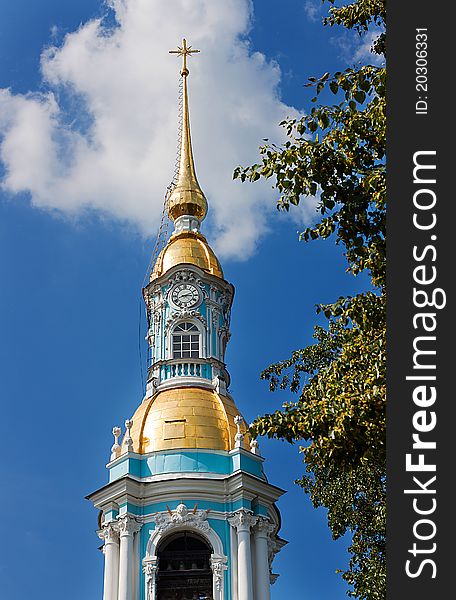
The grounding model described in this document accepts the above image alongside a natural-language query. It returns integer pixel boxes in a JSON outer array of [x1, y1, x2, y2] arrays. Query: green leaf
[[354, 90, 366, 104]]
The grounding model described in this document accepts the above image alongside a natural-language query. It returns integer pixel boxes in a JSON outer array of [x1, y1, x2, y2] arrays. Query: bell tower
[[88, 39, 286, 600]]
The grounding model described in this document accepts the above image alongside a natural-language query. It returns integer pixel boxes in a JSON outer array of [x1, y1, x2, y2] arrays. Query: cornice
[[143, 263, 234, 298], [87, 471, 285, 512]]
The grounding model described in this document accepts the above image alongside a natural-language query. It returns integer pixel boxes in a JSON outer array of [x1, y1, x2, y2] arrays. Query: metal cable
[[138, 72, 184, 394]]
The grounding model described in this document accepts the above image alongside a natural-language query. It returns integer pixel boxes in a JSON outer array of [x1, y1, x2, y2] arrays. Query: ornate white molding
[[143, 560, 159, 582], [228, 509, 258, 532], [143, 558, 159, 600], [211, 309, 220, 328], [117, 514, 142, 537], [152, 503, 211, 535], [267, 537, 282, 569], [166, 309, 207, 330], [144, 504, 227, 600], [98, 521, 119, 544], [210, 557, 228, 592], [255, 517, 275, 538], [167, 269, 207, 294], [147, 298, 166, 322]]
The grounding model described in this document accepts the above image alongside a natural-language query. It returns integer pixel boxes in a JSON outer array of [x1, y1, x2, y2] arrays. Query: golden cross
[[169, 38, 200, 75]]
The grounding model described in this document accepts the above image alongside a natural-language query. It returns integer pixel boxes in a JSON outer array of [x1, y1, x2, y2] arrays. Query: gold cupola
[[167, 39, 208, 223], [149, 231, 223, 281]]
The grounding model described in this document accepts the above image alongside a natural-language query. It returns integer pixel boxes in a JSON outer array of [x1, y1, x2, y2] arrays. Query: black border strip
[[387, 2, 453, 597]]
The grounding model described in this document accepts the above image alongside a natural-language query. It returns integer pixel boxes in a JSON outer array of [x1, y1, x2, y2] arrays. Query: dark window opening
[[156, 532, 213, 600]]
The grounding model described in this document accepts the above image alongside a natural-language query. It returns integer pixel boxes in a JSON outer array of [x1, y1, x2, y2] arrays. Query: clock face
[[171, 283, 200, 308]]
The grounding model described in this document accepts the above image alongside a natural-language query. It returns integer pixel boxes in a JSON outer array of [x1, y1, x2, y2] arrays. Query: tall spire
[[167, 39, 208, 223]]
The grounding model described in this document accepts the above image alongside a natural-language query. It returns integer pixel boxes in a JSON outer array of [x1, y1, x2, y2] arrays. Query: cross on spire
[[169, 38, 200, 76]]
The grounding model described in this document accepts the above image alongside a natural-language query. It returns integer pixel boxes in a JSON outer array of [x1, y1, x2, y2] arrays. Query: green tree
[[234, 1, 386, 598]]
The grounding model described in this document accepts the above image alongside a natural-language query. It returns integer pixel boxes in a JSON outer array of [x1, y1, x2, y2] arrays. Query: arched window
[[219, 334, 226, 361], [172, 322, 200, 359], [156, 532, 213, 600]]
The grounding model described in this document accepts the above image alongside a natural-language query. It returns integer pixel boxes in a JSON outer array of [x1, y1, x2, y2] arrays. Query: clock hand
[[179, 294, 193, 301]]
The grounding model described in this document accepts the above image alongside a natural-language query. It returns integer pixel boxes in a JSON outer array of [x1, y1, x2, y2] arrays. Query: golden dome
[[150, 231, 223, 281], [167, 182, 207, 222], [122, 387, 250, 454]]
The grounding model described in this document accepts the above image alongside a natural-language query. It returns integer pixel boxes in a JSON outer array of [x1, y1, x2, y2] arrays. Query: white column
[[132, 528, 140, 600], [230, 524, 238, 600], [117, 515, 142, 600], [254, 518, 274, 600], [98, 522, 120, 600], [228, 510, 257, 600]]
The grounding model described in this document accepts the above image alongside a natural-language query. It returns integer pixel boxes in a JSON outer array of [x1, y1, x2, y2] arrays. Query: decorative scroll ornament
[[146, 293, 165, 320], [167, 269, 206, 292], [143, 560, 159, 582], [228, 508, 258, 532], [117, 514, 142, 537], [97, 521, 119, 544], [165, 309, 207, 332], [218, 292, 233, 324], [255, 516, 275, 537], [143, 559, 159, 600], [149, 376, 159, 395], [212, 309, 220, 327], [152, 503, 211, 534], [268, 537, 282, 569], [219, 324, 231, 339], [210, 558, 227, 592]]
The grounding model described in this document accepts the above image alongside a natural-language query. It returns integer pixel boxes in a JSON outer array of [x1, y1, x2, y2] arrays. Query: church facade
[[87, 39, 286, 600]]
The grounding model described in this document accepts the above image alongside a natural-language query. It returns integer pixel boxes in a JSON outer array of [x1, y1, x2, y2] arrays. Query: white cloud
[[285, 195, 320, 229], [304, 0, 323, 23], [0, 0, 303, 260], [330, 28, 385, 66], [353, 30, 385, 65]]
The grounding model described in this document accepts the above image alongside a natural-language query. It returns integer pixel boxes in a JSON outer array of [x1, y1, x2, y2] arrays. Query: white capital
[[98, 521, 119, 544], [255, 517, 275, 538], [228, 509, 258, 532], [117, 514, 142, 537]]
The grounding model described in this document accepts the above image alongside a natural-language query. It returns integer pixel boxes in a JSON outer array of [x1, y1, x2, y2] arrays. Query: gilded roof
[[121, 387, 249, 454], [150, 231, 223, 281]]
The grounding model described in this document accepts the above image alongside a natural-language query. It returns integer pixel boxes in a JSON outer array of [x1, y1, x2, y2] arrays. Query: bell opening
[[156, 531, 214, 600]]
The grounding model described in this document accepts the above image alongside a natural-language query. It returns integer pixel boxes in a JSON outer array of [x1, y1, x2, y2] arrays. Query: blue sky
[[0, 1, 373, 598]]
